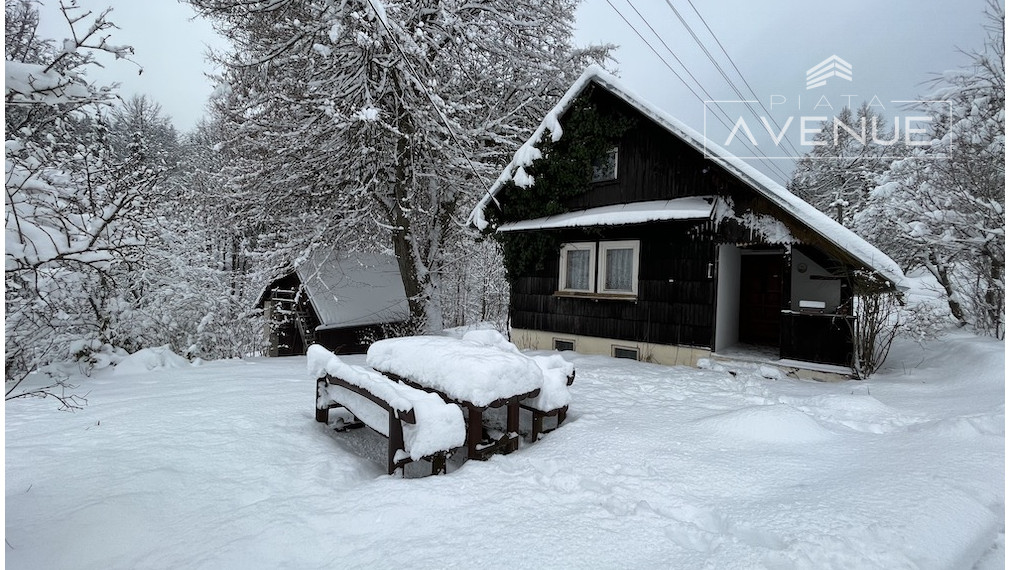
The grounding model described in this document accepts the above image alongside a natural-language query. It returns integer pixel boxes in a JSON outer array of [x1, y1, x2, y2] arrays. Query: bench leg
[[431, 452, 447, 475], [466, 405, 483, 460], [530, 411, 544, 442], [507, 399, 521, 434], [503, 400, 521, 453], [315, 379, 330, 423], [388, 413, 406, 476]]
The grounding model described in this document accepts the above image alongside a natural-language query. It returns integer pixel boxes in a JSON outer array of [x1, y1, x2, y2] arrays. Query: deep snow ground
[[5, 333, 1004, 569]]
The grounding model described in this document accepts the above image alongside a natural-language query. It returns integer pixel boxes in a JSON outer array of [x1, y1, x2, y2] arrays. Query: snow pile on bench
[[460, 330, 573, 411], [308, 345, 465, 460], [366, 335, 544, 407]]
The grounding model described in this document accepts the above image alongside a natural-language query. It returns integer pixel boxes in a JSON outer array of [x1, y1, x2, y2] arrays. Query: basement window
[[553, 338, 575, 352], [612, 346, 639, 360]]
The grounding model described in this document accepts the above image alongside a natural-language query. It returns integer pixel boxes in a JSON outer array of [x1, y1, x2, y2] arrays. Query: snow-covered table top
[[366, 335, 544, 407]]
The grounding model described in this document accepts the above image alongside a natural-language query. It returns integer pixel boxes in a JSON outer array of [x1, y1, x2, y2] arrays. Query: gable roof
[[469, 65, 906, 289]]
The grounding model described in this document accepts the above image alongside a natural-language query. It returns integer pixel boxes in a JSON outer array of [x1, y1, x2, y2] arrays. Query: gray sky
[[35, 0, 227, 132], [33, 0, 995, 180]]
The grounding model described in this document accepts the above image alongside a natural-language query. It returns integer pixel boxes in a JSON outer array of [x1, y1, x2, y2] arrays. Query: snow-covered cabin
[[258, 251, 410, 356], [470, 65, 906, 379]]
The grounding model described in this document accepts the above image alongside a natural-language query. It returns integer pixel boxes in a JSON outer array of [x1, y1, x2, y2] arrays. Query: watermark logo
[[702, 55, 952, 161], [806, 55, 852, 90]]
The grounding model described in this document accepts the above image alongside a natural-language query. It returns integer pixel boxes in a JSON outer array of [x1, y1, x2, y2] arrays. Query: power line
[[622, 0, 793, 181], [364, 0, 496, 207], [670, 0, 803, 159], [607, 0, 792, 183]]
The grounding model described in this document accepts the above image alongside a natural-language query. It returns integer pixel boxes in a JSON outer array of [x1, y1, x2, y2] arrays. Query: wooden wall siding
[[545, 88, 865, 275], [509, 223, 717, 349], [561, 88, 738, 211]]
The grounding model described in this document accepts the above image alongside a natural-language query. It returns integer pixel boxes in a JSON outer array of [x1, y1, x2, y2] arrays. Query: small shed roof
[[469, 65, 906, 289], [497, 197, 715, 232], [296, 250, 410, 330]]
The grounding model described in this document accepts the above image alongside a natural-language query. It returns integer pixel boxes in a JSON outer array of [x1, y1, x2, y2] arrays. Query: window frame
[[553, 338, 575, 352], [557, 242, 597, 294], [612, 345, 640, 360], [596, 240, 640, 296]]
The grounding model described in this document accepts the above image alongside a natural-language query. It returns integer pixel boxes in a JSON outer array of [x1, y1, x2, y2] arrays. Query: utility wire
[[608, 0, 792, 183], [623, 0, 794, 181], [364, 0, 497, 209], [677, 0, 804, 159]]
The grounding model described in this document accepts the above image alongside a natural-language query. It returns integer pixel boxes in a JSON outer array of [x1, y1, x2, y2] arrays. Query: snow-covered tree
[[187, 0, 608, 332], [135, 106, 269, 360], [4, 0, 161, 397], [788, 103, 894, 227], [108, 94, 180, 166], [855, 0, 1004, 337]]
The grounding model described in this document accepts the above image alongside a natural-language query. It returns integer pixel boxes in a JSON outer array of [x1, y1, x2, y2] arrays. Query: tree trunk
[[984, 246, 1004, 339], [926, 249, 966, 325], [390, 118, 426, 328]]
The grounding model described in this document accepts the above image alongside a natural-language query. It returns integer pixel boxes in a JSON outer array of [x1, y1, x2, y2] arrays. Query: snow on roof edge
[[496, 197, 714, 232], [470, 64, 906, 289]]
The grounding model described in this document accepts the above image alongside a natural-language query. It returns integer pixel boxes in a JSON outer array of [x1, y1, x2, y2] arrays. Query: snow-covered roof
[[469, 65, 906, 289], [296, 250, 410, 330], [497, 197, 714, 232]]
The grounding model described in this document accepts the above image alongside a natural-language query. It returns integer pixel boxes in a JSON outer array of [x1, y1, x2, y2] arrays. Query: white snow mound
[[695, 404, 833, 443], [113, 345, 190, 376]]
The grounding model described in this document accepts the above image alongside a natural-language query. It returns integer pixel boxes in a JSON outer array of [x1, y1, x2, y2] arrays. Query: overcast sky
[[33, 0, 994, 180]]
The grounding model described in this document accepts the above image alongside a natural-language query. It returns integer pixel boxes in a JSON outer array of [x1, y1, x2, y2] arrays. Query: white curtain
[[605, 248, 633, 291], [565, 249, 591, 290]]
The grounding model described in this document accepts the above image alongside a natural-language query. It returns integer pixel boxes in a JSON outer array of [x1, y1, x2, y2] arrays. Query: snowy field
[[5, 333, 1004, 569]]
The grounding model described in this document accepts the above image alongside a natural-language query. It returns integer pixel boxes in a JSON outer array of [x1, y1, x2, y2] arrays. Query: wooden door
[[738, 254, 784, 346]]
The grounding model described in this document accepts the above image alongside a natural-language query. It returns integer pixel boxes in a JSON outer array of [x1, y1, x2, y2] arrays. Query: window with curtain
[[565, 249, 591, 290], [558, 240, 639, 297], [604, 247, 633, 291], [598, 241, 639, 295], [558, 243, 595, 292]]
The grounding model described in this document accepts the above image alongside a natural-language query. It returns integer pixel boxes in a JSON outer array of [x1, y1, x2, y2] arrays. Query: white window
[[558, 240, 639, 297], [590, 147, 618, 182], [558, 242, 596, 293], [597, 240, 640, 296]]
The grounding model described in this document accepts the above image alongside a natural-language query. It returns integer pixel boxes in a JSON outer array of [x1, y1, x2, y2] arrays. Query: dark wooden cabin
[[258, 251, 410, 356], [470, 66, 905, 379]]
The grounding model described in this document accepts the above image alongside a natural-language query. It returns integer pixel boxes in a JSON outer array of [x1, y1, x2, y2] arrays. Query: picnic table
[[366, 335, 545, 460]]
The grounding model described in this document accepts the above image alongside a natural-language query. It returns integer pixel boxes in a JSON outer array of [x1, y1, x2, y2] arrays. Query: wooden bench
[[365, 335, 545, 462], [380, 370, 534, 461], [446, 330, 577, 443], [310, 346, 465, 476], [520, 356, 576, 441]]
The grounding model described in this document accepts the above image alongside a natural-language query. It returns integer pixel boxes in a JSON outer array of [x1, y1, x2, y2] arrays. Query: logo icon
[[805, 55, 852, 90]]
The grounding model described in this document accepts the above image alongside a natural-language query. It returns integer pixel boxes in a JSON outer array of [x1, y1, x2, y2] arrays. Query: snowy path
[[5, 334, 1004, 569]]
